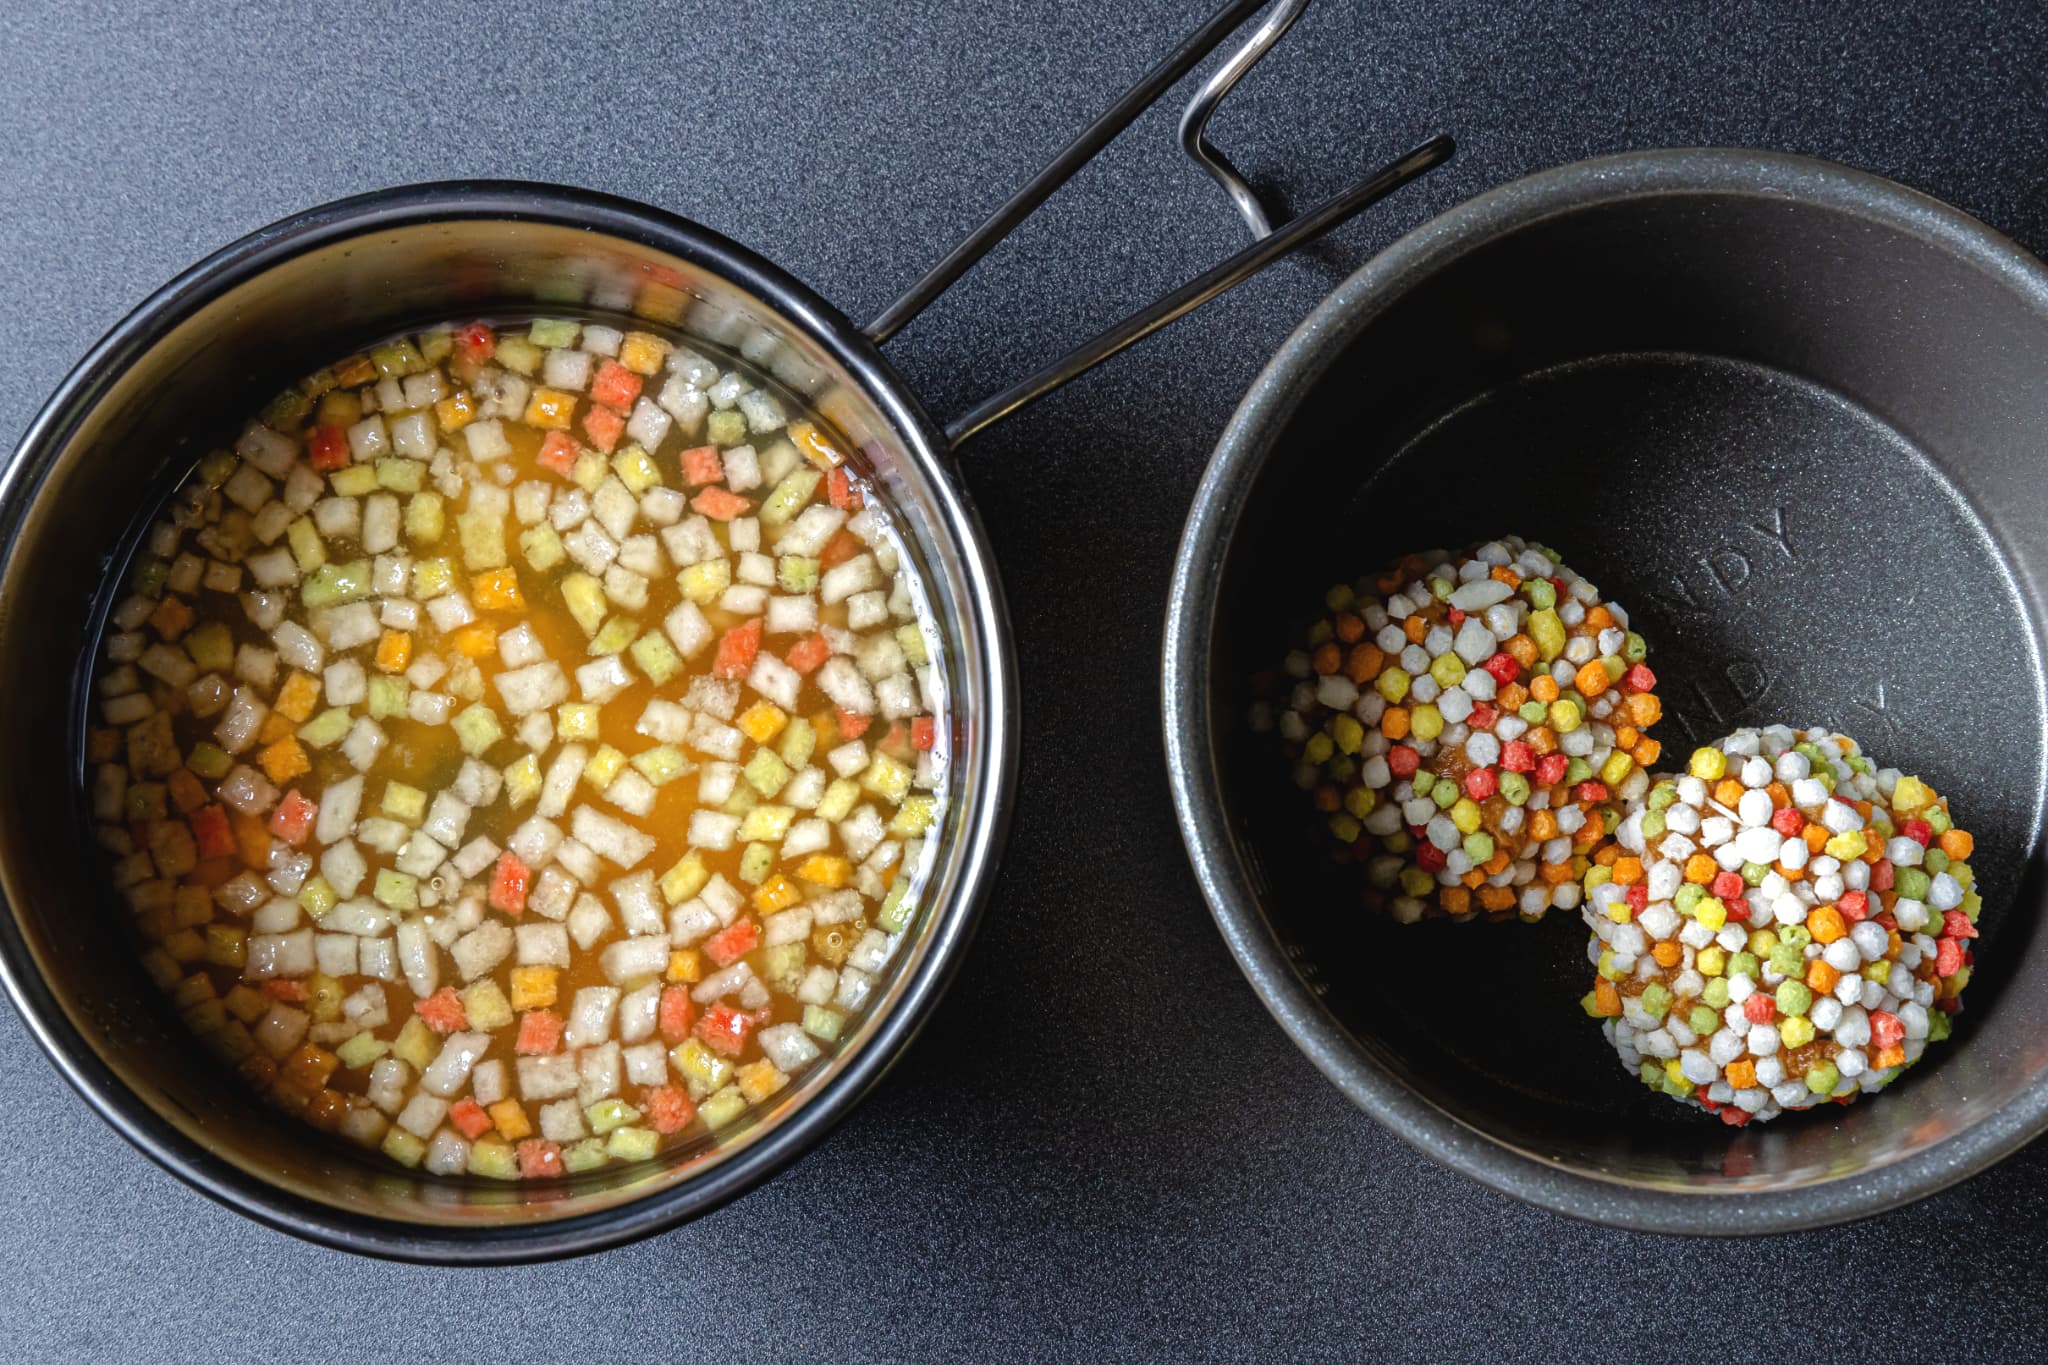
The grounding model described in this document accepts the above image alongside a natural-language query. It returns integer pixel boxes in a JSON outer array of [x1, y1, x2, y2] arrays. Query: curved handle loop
[[1178, 0, 1311, 238], [865, 0, 1454, 447]]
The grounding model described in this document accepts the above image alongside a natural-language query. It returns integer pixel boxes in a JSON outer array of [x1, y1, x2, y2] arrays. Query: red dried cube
[[694, 1003, 754, 1058], [589, 359, 644, 412], [537, 429, 580, 476], [416, 986, 469, 1034], [490, 851, 530, 916], [307, 424, 349, 472], [644, 1085, 696, 1135], [826, 465, 865, 510], [448, 1097, 493, 1140], [836, 708, 871, 741], [911, 716, 937, 751], [704, 919, 760, 969], [267, 789, 318, 846], [785, 633, 832, 675], [581, 403, 626, 455], [713, 618, 762, 679], [190, 804, 236, 861], [681, 445, 724, 486], [516, 1009, 563, 1055], [691, 486, 750, 521], [657, 985, 695, 1042], [515, 1138, 564, 1179]]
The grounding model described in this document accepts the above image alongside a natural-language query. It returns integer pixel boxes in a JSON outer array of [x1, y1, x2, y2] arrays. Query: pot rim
[[0, 179, 1019, 1263], [1162, 146, 2048, 1236]]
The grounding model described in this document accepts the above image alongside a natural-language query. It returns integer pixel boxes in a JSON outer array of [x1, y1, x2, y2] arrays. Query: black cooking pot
[[1165, 148, 2048, 1234], [0, 0, 1449, 1262]]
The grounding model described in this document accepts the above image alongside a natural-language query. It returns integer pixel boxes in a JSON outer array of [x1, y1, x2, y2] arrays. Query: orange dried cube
[[1624, 692, 1662, 727], [1651, 941, 1683, 968], [508, 965, 559, 1011], [486, 1099, 532, 1141], [523, 387, 577, 430], [788, 420, 843, 470], [618, 330, 669, 375], [1807, 959, 1842, 995], [1380, 707, 1411, 741], [666, 949, 703, 983], [1712, 778, 1746, 809], [1574, 660, 1611, 697], [450, 623, 498, 658], [752, 875, 801, 915], [1529, 674, 1560, 703], [1439, 886, 1473, 916], [1504, 634, 1540, 669], [1633, 737, 1663, 768], [1725, 1059, 1758, 1090], [374, 630, 412, 674], [1683, 853, 1718, 884], [273, 670, 321, 723], [148, 594, 195, 641], [736, 701, 787, 744], [433, 389, 476, 432], [284, 1044, 339, 1091], [796, 855, 851, 888], [471, 567, 523, 611], [258, 737, 310, 786], [1476, 886, 1516, 913], [1808, 904, 1847, 944], [1610, 856, 1645, 885], [1938, 828, 1975, 860], [258, 710, 296, 745]]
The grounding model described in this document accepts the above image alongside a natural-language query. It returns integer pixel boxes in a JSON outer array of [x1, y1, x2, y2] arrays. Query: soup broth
[[88, 318, 948, 1179]]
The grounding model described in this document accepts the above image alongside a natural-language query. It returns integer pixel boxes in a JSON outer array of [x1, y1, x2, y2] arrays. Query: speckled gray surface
[[6, 0, 2048, 1357]]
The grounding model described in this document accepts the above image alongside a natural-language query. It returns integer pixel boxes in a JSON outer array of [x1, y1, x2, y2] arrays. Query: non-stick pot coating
[[1174, 151, 2048, 1231]]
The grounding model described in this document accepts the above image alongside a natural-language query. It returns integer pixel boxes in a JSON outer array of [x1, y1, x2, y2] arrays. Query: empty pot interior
[[0, 197, 1002, 1237], [1208, 178, 2048, 1193]]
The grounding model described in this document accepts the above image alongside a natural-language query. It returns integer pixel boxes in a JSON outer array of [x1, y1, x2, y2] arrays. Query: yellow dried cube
[[556, 703, 600, 741], [661, 852, 708, 905], [860, 754, 912, 804], [504, 753, 542, 808], [677, 559, 731, 604], [523, 386, 577, 431], [487, 1099, 532, 1141], [618, 331, 669, 375], [665, 949, 703, 983], [258, 737, 310, 786], [735, 1060, 789, 1104], [583, 745, 626, 792], [273, 670, 322, 724], [381, 781, 427, 824], [462, 978, 513, 1031], [509, 965, 559, 1010], [752, 874, 801, 915], [433, 389, 475, 432], [612, 445, 661, 494], [375, 629, 412, 674]]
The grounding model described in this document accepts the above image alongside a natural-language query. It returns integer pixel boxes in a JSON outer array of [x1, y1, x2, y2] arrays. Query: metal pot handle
[[859, 0, 1453, 447]]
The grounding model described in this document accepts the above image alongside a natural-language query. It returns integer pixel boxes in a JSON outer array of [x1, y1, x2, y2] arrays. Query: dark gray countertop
[[6, 0, 2048, 1358]]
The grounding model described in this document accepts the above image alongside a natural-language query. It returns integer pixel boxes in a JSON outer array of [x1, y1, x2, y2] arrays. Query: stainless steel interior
[[0, 189, 1015, 1255]]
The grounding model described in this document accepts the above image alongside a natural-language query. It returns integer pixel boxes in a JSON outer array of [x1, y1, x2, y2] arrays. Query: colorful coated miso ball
[[1580, 726, 1980, 1125], [1260, 536, 1664, 923]]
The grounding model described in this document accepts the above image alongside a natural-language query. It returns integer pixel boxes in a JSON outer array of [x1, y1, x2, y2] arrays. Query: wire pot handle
[[860, 0, 1453, 447]]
